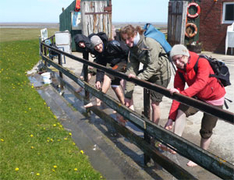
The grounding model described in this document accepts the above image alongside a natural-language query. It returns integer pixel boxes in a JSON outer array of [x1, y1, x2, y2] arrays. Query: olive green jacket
[[125, 35, 171, 99]]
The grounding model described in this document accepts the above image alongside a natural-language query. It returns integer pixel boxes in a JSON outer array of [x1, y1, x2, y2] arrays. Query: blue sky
[[0, 0, 169, 23]]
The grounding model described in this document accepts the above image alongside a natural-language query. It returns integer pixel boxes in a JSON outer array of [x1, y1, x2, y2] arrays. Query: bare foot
[[84, 102, 94, 108], [168, 148, 177, 154], [158, 143, 168, 151], [158, 144, 177, 154], [84, 101, 101, 108], [129, 105, 134, 111], [187, 161, 197, 167], [76, 88, 83, 93]]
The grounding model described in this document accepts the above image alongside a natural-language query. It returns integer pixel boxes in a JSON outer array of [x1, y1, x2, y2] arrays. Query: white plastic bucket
[[41, 72, 52, 84]]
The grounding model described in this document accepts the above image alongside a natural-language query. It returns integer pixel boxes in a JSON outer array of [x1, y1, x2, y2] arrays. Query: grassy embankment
[[0, 28, 103, 179]]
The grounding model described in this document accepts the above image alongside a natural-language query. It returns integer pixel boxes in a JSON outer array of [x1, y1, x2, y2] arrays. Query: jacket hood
[[184, 51, 199, 72]]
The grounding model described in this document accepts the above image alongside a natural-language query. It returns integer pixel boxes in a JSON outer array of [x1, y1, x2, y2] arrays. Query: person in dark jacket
[[84, 35, 129, 108], [74, 32, 108, 55], [74, 33, 109, 92], [74, 34, 94, 53], [74, 34, 96, 92], [164, 44, 226, 167]]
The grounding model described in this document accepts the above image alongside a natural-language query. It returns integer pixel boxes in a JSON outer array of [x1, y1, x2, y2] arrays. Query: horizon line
[[0, 21, 167, 24]]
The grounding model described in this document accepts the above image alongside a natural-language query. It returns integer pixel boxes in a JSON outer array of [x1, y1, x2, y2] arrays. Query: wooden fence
[[40, 36, 234, 179]]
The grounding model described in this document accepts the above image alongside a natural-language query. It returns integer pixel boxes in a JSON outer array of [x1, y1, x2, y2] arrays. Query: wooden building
[[59, 0, 112, 51], [168, 0, 234, 54]]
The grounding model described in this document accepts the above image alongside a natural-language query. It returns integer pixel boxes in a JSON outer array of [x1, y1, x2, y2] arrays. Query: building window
[[71, 11, 82, 30], [222, 2, 234, 24]]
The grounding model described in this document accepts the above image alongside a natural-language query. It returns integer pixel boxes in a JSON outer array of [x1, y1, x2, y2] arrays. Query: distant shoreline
[[0, 22, 59, 29], [0, 22, 167, 30]]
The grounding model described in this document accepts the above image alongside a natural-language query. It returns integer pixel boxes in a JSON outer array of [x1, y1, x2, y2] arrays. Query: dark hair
[[120, 25, 145, 39]]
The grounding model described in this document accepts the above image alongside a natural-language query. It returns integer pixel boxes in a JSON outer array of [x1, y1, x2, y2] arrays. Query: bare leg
[[187, 138, 211, 167], [174, 109, 186, 136], [84, 75, 111, 108], [96, 75, 112, 105], [87, 73, 92, 82], [111, 85, 124, 114], [76, 73, 92, 93], [160, 109, 186, 153], [120, 79, 134, 110], [120, 79, 125, 90], [76, 76, 84, 93], [112, 85, 127, 125], [112, 86, 125, 104], [149, 101, 160, 147], [129, 97, 134, 110], [101, 75, 112, 93], [151, 101, 160, 125], [201, 137, 211, 150], [170, 109, 186, 154]]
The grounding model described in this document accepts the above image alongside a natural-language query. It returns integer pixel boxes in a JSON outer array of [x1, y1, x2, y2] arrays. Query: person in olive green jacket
[[120, 25, 171, 125]]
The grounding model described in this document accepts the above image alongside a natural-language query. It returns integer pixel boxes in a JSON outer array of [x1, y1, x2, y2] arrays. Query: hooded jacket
[[74, 34, 94, 53], [74, 32, 109, 55]]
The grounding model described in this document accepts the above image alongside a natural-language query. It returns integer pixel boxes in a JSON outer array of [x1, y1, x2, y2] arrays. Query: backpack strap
[[159, 51, 177, 73], [178, 72, 185, 82], [194, 56, 200, 74]]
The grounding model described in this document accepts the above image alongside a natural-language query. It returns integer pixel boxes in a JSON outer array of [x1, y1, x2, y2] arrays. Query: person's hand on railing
[[128, 73, 136, 79], [164, 119, 173, 130], [95, 81, 102, 90], [169, 88, 180, 95]]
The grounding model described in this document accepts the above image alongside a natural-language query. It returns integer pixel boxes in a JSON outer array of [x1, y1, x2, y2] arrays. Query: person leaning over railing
[[164, 44, 226, 167], [84, 35, 129, 109], [74, 34, 97, 92], [74, 32, 110, 93], [120, 25, 171, 126]]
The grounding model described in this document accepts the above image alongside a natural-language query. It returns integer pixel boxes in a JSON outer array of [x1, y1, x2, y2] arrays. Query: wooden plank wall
[[167, 1, 188, 46], [81, 1, 112, 39]]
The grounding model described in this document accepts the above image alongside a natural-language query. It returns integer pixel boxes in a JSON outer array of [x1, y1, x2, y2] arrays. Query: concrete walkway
[[30, 51, 234, 179]]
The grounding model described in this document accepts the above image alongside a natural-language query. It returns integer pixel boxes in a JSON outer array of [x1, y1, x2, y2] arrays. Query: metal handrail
[[41, 41, 234, 123]]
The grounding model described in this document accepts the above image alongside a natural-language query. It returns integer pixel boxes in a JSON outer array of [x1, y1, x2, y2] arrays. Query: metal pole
[[43, 44, 47, 67], [143, 88, 151, 165], [83, 51, 89, 99], [58, 54, 64, 90]]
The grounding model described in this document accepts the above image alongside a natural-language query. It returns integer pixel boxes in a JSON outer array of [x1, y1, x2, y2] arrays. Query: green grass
[[0, 28, 58, 42], [0, 29, 104, 179]]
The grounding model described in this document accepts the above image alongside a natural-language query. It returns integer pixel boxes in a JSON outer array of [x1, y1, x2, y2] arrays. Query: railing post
[[58, 53, 64, 91], [143, 88, 151, 165], [39, 37, 42, 56], [83, 51, 89, 99], [51, 36, 55, 45], [43, 44, 47, 67]]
